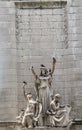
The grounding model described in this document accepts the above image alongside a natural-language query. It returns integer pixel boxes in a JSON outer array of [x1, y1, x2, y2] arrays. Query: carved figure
[[31, 58, 56, 125], [16, 110, 25, 124], [16, 57, 72, 128], [19, 82, 42, 128], [47, 94, 71, 127]]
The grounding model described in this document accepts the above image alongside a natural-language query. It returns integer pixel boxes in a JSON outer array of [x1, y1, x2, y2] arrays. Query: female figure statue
[[31, 58, 56, 125], [47, 94, 71, 127]]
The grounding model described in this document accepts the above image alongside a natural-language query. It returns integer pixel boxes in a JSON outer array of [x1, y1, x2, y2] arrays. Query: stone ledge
[[17, 127, 69, 130], [0, 121, 17, 126], [72, 119, 82, 125], [0, 122, 69, 130], [0, 0, 67, 2], [15, 0, 67, 9]]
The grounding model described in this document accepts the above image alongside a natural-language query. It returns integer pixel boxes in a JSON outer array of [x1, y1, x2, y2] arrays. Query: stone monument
[[16, 58, 72, 129]]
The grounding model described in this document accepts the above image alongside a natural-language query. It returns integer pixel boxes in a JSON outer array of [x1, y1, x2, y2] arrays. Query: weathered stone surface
[[0, 0, 82, 130], [0, 1, 17, 121], [19, 128, 69, 130]]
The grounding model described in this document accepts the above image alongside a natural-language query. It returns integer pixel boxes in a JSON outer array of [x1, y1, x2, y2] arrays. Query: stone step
[[18, 127, 69, 130]]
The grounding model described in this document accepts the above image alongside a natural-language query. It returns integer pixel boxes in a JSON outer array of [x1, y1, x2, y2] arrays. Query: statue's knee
[[22, 122, 25, 127]]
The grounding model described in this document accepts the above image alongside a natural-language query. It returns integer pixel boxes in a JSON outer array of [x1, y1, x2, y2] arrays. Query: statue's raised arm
[[31, 66, 38, 79], [22, 81, 27, 100], [50, 57, 56, 75]]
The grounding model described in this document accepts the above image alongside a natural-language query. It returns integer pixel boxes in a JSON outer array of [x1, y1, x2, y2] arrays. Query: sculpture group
[[16, 58, 72, 128]]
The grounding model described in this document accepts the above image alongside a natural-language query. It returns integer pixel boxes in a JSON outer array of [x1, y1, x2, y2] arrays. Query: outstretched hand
[[23, 81, 27, 85], [31, 66, 33, 69], [53, 57, 56, 64], [30, 66, 33, 70]]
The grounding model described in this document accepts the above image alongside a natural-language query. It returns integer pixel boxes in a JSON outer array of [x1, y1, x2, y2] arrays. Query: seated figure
[[47, 94, 71, 127]]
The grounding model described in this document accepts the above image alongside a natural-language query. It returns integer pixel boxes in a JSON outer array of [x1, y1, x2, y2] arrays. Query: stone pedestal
[[16, 127, 69, 130], [0, 122, 70, 130]]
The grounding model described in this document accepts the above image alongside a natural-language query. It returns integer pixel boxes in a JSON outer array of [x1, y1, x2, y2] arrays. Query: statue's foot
[[22, 126, 27, 130], [28, 125, 33, 128], [33, 117, 38, 122]]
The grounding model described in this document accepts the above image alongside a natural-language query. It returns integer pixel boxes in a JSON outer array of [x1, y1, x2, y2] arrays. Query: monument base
[[16, 126, 69, 130], [0, 122, 70, 130], [1, 121, 82, 130], [0, 119, 82, 130]]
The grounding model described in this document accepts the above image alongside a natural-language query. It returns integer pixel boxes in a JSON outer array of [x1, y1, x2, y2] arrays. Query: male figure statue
[[22, 81, 42, 128]]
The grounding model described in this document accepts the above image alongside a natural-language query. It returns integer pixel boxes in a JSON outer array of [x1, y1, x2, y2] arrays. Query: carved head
[[54, 93, 61, 102], [20, 109, 25, 115], [40, 64, 48, 76], [26, 93, 32, 100]]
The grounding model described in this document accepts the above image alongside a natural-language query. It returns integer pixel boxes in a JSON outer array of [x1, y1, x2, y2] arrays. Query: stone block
[[0, 8, 15, 15], [0, 127, 6, 130], [0, 1, 15, 8], [0, 15, 15, 22], [16, 127, 69, 130], [72, 0, 82, 6], [68, 41, 81, 48]]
